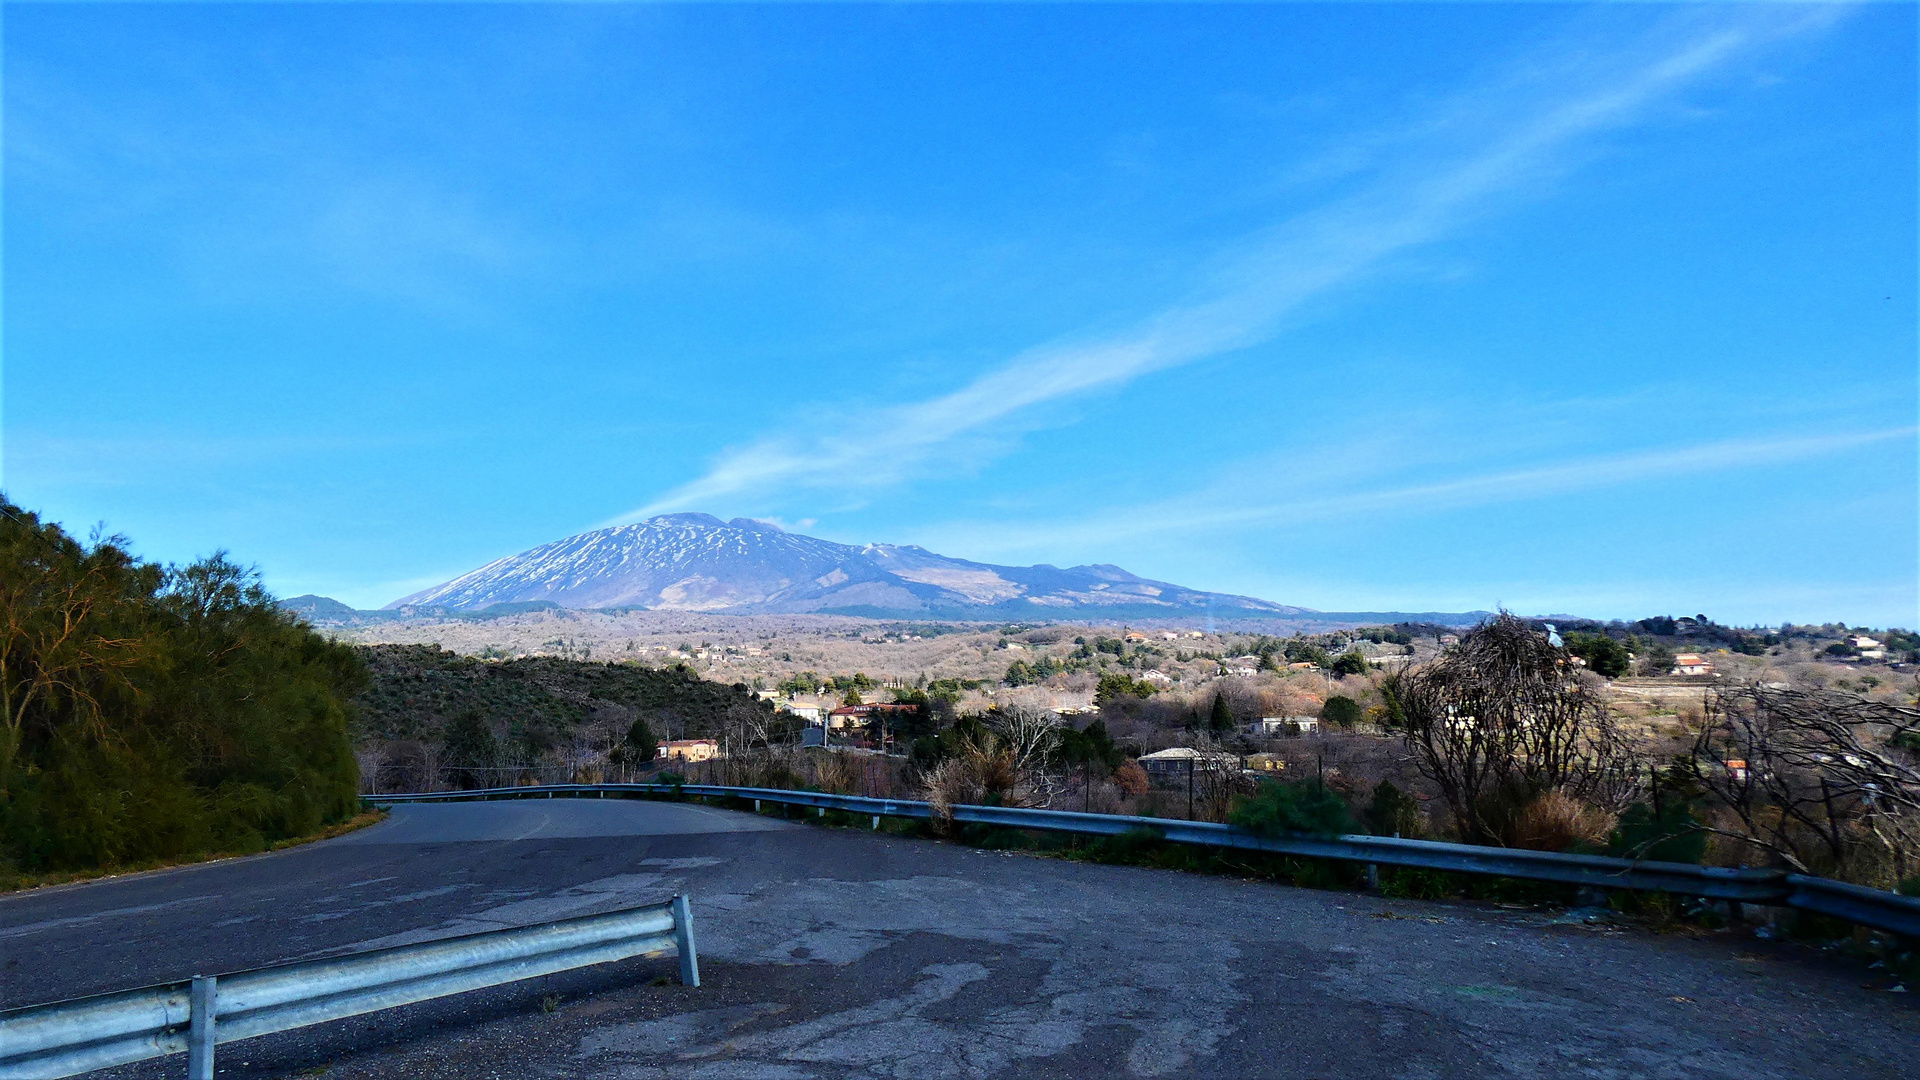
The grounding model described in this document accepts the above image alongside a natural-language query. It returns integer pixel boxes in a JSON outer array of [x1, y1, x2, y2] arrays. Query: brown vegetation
[[1387, 614, 1640, 845], [1691, 683, 1920, 885]]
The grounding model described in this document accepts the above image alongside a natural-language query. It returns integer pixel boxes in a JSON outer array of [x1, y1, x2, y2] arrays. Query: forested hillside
[[354, 645, 775, 761], [0, 501, 363, 876]]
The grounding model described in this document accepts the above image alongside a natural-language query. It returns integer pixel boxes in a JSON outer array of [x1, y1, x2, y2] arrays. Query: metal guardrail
[[372, 782, 1920, 939], [0, 897, 698, 1080]]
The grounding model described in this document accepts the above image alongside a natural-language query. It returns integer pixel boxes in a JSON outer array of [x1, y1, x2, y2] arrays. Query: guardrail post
[[871, 815, 881, 830], [671, 894, 700, 988], [187, 975, 217, 1080]]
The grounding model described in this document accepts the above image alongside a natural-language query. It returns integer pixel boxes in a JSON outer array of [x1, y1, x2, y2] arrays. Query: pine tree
[[1208, 692, 1234, 735]]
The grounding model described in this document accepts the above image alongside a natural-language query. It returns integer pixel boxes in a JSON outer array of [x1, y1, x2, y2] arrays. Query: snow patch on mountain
[[388, 513, 1312, 619]]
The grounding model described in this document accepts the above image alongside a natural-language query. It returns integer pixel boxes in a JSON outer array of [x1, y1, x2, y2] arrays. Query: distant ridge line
[[295, 514, 1498, 626]]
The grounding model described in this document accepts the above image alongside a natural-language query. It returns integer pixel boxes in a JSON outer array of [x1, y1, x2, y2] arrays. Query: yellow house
[[656, 738, 721, 763]]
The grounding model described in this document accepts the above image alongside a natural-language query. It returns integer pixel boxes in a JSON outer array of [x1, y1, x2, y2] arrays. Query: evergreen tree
[[1208, 692, 1235, 735], [1321, 695, 1362, 727], [442, 709, 499, 789], [623, 718, 657, 763]]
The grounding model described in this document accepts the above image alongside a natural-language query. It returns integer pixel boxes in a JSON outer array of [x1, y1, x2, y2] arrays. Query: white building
[[1248, 716, 1320, 736], [1847, 635, 1886, 658], [1672, 654, 1713, 677]]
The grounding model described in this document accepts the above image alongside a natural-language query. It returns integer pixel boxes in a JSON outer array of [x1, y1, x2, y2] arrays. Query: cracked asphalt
[[2, 798, 1913, 1079]]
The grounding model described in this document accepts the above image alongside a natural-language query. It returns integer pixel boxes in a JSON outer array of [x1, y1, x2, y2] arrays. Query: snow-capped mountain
[[386, 513, 1313, 620]]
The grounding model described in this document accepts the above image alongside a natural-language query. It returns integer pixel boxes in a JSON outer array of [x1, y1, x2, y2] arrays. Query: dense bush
[[1320, 695, 1362, 728], [1363, 780, 1421, 837], [1230, 778, 1356, 838], [1328, 651, 1370, 676], [0, 501, 363, 874], [1093, 672, 1159, 705], [1565, 632, 1632, 678]]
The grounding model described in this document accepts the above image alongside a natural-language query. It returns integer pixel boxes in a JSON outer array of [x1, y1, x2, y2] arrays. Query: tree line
[[0, 500, 362, 876]]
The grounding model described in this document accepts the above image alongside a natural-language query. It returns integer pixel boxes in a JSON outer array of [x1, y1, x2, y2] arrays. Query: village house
[[827, 703, 918, 728], [1672, 654, 1713, 676], [656, 739, 720, 763], [1248, 716, 1320, 736], [800, 703, 918, 748], [1139, 670, 1175, 686], [1244, 752, 1286, 774], [1137, 746, 1242, 781], [1123, 631, 1149, 644], [1846, 635, 1888, 659]]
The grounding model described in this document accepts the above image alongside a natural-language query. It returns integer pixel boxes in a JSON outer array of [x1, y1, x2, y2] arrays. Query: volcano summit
[[387, 513, 1311, 621]]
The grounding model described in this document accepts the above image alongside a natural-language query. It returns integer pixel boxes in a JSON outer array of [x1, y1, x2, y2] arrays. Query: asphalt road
[[2, 798, 1913, 1080]]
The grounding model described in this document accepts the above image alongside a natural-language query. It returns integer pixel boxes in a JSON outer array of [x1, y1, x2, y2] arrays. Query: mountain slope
[[388, 513, 1312, 620]]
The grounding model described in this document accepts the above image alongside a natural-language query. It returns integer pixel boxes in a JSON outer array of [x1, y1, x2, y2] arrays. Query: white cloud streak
[[614, 6, 1839, 524], [922, 426, 1917, 559]]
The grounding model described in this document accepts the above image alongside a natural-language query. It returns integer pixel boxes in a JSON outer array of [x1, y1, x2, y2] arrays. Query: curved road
[[2, 798, 1912, 1079]]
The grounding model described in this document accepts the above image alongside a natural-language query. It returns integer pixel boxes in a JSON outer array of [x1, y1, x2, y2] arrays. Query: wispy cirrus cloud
[[613, 6, 1841, 525], [915, 426, 1918, 561]]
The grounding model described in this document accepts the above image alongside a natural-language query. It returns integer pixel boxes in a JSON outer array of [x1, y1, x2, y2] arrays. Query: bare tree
[[923, 707, 1065, 829], [355, 745, 388, 795], [1188, 732, 1255, 823], [416, 741, 443, 793], [990, 705, 1065, 807], [1691, 683, 1920, 885], [1387, 613, 1640, 844]]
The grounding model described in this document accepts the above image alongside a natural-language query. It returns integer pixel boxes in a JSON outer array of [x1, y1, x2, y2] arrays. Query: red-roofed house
[[1672, 654, 1713, 676]]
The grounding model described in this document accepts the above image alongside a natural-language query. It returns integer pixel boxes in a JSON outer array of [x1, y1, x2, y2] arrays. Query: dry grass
[[923, 733, 1021, 832], [1508, 790, 1616, 853]]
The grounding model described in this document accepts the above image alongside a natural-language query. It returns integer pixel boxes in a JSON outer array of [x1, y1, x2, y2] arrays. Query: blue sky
[[4, 3, 1915, 626]]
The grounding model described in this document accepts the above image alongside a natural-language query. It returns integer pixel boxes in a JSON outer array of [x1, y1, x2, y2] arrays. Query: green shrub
[[1363, 781, 1421, 837], [1608, 767, 1708, 864], [1609, 803, 1706, 863], [1380, 867, 1461, 900], [1231, 779, 1357, 838], [1321, 695, 1363, 728], [1329, 652, 1370, 677], [1081, 827, 1170, 865]]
